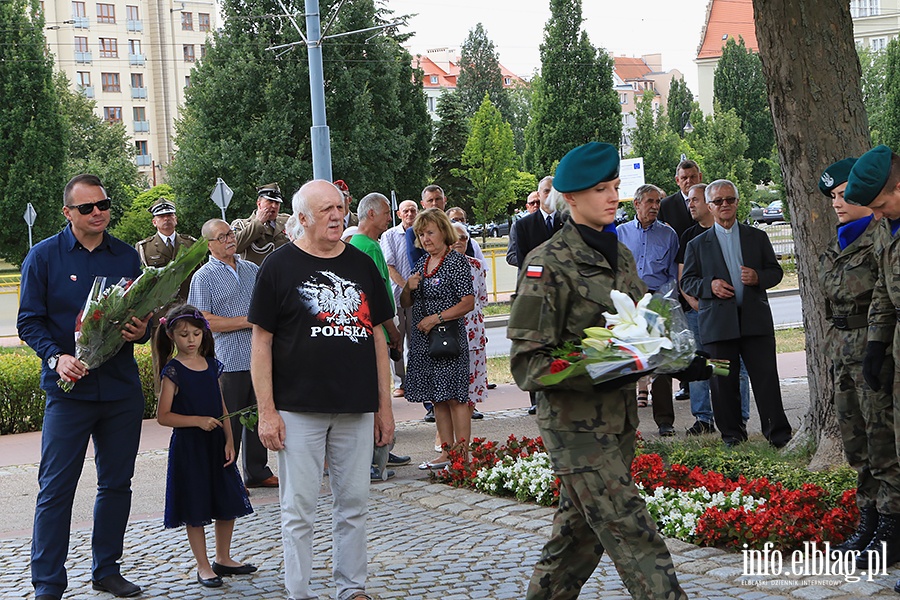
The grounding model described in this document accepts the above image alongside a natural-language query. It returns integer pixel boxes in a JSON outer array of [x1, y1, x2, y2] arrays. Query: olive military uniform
[[135, 232, 197, 300], [819, 217, 900, 514], [231, 211, 289, 266], [509, 220, 686, 600]]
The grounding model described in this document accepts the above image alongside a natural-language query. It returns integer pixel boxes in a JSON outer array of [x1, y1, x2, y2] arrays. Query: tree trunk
[[752, 0, 870, 469]]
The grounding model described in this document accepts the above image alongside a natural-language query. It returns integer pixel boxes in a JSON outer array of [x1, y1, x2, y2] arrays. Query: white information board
[[619, 158, 645, 201]]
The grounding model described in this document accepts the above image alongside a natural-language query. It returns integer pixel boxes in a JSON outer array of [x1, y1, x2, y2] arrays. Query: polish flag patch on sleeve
[[526, 264, 543, 278]]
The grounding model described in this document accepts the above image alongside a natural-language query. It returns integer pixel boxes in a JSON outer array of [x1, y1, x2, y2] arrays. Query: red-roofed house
[[412, 47, 525, 119], [614, 54, 683, 153], [695, 0, 896, 114]]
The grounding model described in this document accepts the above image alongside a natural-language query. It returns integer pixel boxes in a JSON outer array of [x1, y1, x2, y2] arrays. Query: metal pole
[[305, 0, 332, 181]]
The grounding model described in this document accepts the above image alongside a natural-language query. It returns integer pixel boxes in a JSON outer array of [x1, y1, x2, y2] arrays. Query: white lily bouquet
[[540, 286, 729, 387]]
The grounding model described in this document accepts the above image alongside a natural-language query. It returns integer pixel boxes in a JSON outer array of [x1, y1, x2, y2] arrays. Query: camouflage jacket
[[818, 217, 884, 363], [868, 219, 900, 344], [508, 220, 646, 433], [231, 211, 290, 266]]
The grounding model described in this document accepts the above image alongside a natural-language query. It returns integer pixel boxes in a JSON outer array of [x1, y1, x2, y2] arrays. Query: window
[[135, 140, 151, 166], [72, 1, 85, 16], [429, 75, 438, 84], [133, 106, 146, 121], [504, 77, 512, 86], [126, 5, 138, 20], [76, 71, 91, 87], [198, 13, 210, 32], [181, 12, 193, 30], [199, 44, 206, 60], [620, 93, 628, 104], [104, 106, 122, 122], [101, 72, 120, 92], [851, 0, 881, 17], [75, 36, 88, 52], [133, 107, 149, 132], [129, 39, 141, 55], [99, 38, 117, 58], [872, 37, 887, 52], [183, 44, 195, 62], [97, 3, 115, 23], [131, 73, 143, 88], [184, 75, 191, 88]]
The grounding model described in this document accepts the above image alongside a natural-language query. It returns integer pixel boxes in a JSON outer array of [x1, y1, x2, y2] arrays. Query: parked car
[[748, 201, 766, 224], [760, 200, 785, 224], [486, 211, 528, 237], [466, 222, 484, 237]]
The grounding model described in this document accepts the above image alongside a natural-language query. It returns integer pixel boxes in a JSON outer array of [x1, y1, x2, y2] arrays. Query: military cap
[[553, 142, 620, 193], [257, 183, 283, 203], [333, 179, 350, 194], [818, 157, 857, 197], [148, 198, 176, 216], [846, 145, 893, 206]]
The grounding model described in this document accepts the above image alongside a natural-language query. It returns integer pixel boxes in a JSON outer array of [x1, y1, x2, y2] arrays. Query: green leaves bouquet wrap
[[57, 239, 209, 392]]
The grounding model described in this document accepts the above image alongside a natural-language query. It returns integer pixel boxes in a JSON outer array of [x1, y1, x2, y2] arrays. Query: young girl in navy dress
[[155, 304, 255, 588]]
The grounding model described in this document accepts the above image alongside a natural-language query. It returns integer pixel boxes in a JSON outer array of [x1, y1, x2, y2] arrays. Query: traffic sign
[[23, 203, 36, 227], [210, 178, 233, 220]]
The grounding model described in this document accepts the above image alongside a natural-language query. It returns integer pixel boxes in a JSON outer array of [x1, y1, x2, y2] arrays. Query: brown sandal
[[637, 390, 650, 408]]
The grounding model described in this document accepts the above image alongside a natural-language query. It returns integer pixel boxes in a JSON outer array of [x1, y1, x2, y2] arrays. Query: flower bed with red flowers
[[435, 436, 858, 552]]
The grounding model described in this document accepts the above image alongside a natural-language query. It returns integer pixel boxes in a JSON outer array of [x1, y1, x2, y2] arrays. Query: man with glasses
[[232, 183, 289, 266], [18, 174, 151, 600], [681, 179, 792, 449], [188, 219, 278, 488], [506, 191, 540, 267]]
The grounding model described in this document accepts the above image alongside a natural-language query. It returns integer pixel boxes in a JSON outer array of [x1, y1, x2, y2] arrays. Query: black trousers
[[651, 374, 674, 428], [220, 370, 274, 484], [706, 335, 792, 446]]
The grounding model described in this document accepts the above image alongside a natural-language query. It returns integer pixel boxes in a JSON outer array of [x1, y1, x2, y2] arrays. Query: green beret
[[553, 142, 620, 193], [818, 157, 857, 197], [846, 145, 893, 206]]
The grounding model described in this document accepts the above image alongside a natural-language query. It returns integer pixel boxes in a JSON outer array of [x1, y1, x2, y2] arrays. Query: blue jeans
[[686, 309, 752, 425], [32, 394, 143, 598]]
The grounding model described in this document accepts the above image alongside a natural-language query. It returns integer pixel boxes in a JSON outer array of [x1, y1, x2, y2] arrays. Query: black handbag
[[428, 321, 461, 359]]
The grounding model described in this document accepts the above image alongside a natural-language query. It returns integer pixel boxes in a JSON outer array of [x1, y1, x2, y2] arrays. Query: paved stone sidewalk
[[3, 477, 900, 599]]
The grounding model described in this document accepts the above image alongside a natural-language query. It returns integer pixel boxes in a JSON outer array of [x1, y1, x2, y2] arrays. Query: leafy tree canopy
[[858, 44, 888, 145], [713, 36, 775, 183], [628, 91, 682, 193], [168, 0, 431, 235], [455, 94, 517, 233], [457, 23, 512, 120], [692, 104, 754, 221], [430, 90, 472, 209], [0, 0, 67, 265], [667, 77, 694, 137], [524, 0, 621, 175]]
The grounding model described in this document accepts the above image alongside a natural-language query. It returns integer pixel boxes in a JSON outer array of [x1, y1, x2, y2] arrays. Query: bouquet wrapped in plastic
[[58, 239, 209, 391], [540, 285, 728, 387]]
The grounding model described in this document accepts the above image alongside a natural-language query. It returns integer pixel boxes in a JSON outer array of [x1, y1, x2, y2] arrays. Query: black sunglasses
[[67, 198, 111, 215], [709, 197, 738, 206]]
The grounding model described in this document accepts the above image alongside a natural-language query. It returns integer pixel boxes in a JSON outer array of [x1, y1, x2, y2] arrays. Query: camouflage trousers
[[833, 354, 900, 514], [526, 427, 686, 600]]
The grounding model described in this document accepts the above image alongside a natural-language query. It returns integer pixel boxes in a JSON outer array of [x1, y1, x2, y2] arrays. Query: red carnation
[[549, 359, 570, 374]]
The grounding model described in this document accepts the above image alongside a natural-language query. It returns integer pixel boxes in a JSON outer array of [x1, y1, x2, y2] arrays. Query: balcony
[[129, 53, 145, 66], [75, 51, 92, 64], [73, 16, 89, 28], [133, 121, 150, 133], [131, 87, 147, 99], [126, 19, 143, 32], [78, 85, 94, 98], [135, 154, 151, 167]]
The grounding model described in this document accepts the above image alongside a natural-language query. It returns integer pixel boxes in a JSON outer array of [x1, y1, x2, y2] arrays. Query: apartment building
[[42, 0, 216, 180]]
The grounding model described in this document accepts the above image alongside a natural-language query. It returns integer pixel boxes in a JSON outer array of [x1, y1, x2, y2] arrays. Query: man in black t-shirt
[[249, 179, 395, 600]]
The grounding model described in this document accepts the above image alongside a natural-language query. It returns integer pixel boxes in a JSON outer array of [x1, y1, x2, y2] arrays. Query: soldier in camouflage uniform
[[846, 146, 900, 577], [818, 158, 900, 558], [509, 142, 686, 600], [231, 183, 289, 265]]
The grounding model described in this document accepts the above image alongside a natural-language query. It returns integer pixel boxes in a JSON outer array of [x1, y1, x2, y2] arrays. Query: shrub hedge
[[0, 345, 158, 435]]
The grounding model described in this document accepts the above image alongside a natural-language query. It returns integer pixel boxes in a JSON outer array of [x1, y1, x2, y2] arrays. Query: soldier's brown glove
[[863, 341, 888, 391]]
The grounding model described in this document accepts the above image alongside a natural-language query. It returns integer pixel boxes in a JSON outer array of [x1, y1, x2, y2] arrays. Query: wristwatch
[[47, 353, 61, 371]]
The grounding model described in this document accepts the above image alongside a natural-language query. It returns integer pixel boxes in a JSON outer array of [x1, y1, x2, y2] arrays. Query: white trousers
[[278, 411, 374, 600]]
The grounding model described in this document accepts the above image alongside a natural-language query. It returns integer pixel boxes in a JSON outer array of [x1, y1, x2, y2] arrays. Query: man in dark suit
[[514, 175, 562, 267], [660, 159, 702, 402], [659, 159, 702, 239], [681, 179, 792, 448], [513, 175, 562, 414]]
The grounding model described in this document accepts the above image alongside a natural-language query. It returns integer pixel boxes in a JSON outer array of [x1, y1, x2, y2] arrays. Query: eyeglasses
[[67, 198, 111, 215], [209, 229, 236, 243], [709, 197, 738, 206]]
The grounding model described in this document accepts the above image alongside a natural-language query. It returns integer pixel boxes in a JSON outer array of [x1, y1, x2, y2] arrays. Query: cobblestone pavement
[[4, 405, 900, 598]]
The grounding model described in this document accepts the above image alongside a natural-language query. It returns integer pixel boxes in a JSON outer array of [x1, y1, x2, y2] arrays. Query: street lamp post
[[680, 111, 694, 136]]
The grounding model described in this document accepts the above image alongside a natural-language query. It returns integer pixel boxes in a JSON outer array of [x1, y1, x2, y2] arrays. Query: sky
[[386, 0, 711, 95]]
